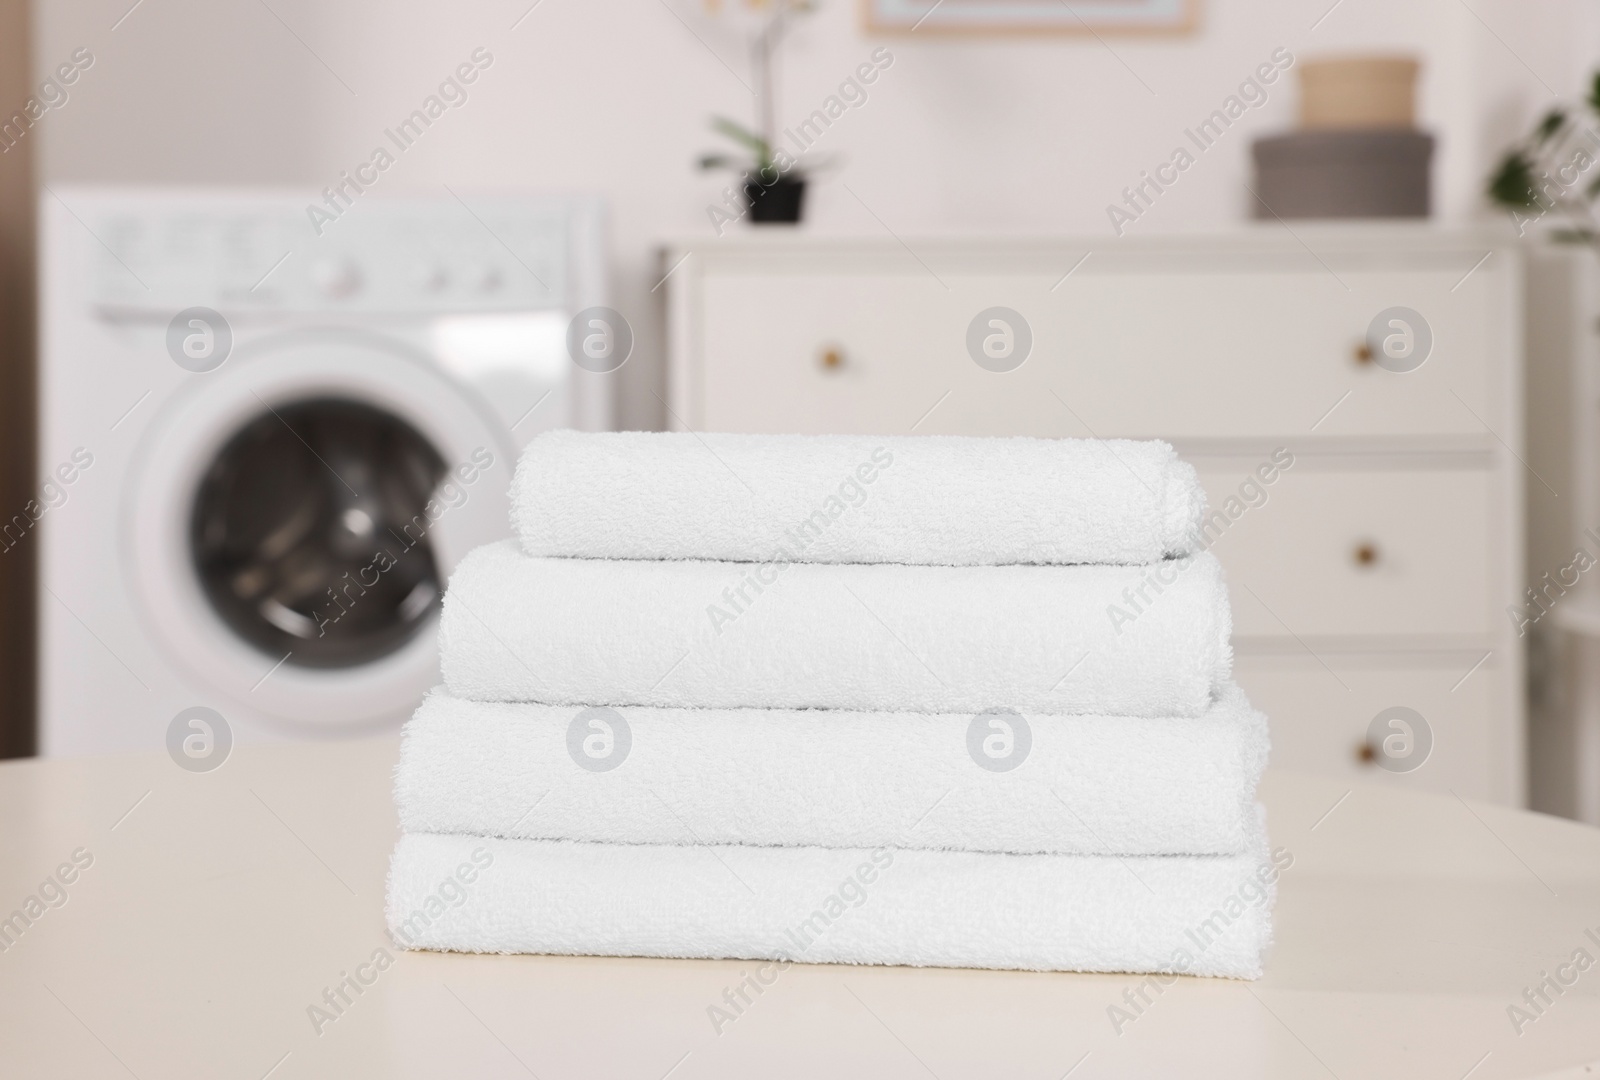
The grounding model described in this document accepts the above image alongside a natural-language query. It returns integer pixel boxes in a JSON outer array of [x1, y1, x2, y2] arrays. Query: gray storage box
[[1251, 130, 1433, 219]]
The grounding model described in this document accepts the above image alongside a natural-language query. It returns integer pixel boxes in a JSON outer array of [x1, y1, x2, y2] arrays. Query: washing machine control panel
[[88, 196, 576, 316]]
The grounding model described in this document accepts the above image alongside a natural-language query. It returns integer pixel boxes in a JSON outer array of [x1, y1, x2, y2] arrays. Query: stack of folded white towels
[[387, 431, 1277, 978]]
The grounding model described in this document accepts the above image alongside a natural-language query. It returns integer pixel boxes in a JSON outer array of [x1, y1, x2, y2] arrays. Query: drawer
[[1195, 466, 1495, 639], [692, 262, 1503, 439], [1233, 654, 1504, 802]]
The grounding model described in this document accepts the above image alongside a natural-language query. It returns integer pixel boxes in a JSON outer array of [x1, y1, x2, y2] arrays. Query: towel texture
[[511, 430, 1206, 566], [396, 685, 1267, 855], [441, 541, 1232, 717], [386, 812, 1280, 977]]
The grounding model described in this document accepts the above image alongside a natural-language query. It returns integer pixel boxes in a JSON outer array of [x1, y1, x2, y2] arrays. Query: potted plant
[[699, 116, 807, 223], [697, 0, 816, 226], [1486, 73, 1600, 241]]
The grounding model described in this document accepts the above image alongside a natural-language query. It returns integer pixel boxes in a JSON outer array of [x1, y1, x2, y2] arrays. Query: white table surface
[[2, 737, 1598, 1079]]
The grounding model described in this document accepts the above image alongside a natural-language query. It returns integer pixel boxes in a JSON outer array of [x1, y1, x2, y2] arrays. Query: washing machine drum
[[191, 398, 445, 669], [128, 335, 513, 727]]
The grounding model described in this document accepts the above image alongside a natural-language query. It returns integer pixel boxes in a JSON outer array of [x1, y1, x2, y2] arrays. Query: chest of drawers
[[662, 227, 1525, 804]]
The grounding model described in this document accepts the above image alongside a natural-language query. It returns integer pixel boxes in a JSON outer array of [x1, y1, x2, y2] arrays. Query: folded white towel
[[511, 430, 1207, 566], [396, 685, 1267, 856], [441, 542, 1231, 717], [386, 812, 1281, 977]]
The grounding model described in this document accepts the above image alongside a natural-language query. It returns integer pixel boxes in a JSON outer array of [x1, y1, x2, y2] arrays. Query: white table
[[2, 737, 1597, 1079]]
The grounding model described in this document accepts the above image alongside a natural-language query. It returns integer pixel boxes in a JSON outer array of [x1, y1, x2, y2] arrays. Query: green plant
[[698, 115, 783, 182], [1487, 72, 1600, 241], [695, 0, 816, 187]]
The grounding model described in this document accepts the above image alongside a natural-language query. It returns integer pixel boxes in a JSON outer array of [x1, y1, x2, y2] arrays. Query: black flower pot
[[744, 176, 806, 224]]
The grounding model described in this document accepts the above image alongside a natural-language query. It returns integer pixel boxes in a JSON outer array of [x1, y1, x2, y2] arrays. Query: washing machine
[[38, 187, 612, 756]]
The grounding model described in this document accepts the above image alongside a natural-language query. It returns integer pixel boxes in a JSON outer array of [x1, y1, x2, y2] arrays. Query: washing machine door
[[126, 330, 515, 729]]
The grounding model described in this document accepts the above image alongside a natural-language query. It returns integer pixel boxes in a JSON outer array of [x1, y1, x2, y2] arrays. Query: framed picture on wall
[[865, 0, 1196, 34]]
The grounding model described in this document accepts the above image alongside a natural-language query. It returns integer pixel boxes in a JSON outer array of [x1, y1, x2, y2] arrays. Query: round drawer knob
[[1356, 741, 1378, 765], [1354, 342, 1374, 364], [819, 346, 844, 371], [1353, 541, 1379, 567]]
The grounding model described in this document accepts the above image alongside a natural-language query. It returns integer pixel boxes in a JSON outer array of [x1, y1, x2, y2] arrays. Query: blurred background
[[3, 0, 1600, 819]]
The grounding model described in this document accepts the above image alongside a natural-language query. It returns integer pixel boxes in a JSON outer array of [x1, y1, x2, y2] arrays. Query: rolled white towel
[[385, 811, 1282, 978], [396, 685, 1267, 856], [440, 541, 1232, 717], [512, 430, 1207, 566]]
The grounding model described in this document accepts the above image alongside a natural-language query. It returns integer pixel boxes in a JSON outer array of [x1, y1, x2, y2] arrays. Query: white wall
[[36, 0, 1599, 428]]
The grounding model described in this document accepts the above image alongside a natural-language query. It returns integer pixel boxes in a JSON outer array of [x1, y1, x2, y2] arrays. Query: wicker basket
[[1299, 57, 1419, 130]]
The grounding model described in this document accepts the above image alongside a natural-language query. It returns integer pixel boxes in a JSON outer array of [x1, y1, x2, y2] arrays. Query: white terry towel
[[512, 430, 1207, 566], [441, 541, 1232, 718], [396, 685, 1268, 856], [385, 810, 1281, 978]]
